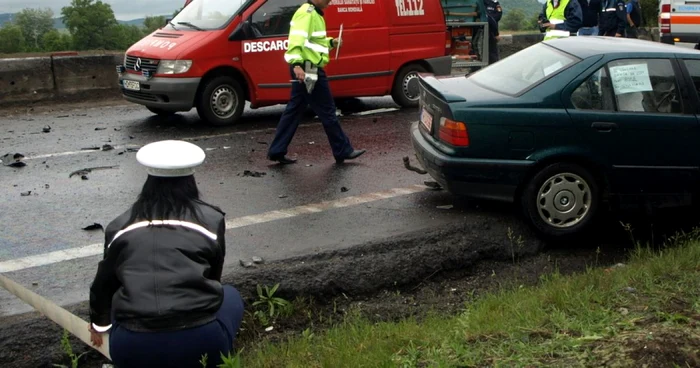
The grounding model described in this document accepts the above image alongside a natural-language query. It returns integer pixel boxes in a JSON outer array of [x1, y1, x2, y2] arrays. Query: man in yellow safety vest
[[538, 0, 583, 40]]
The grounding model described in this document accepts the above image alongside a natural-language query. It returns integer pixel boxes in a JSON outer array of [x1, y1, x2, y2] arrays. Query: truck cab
[[117, 0, 487, 126]]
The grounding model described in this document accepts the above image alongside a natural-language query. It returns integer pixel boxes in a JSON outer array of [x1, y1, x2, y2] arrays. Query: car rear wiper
[[177, 22, 204, 31]]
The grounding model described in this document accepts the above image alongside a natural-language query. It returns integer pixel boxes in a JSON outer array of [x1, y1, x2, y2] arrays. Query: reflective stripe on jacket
[[284, 3, 335, 68], [544, 0, 571, 40]]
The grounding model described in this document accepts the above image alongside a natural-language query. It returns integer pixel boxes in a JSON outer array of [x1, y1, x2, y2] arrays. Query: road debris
[[20, 191, 31, 196], [239, 259, 254, 268], [95, 127, 106, 131], [424, 181, 442, 190], [278, 195, 288, 199], [403, 156, 427, 174], [437, 205, 454, 210], [69, 165, 119, 178], [265, 326, 274, 332], [117, 148, 139, 155], [82, 223, 104, 232], [252, 256, 264, 264], [42, 125, 51, 133], [341, 186, 349, 192], [81, 146, 101, 151], [243, 170, 266, 178], [1, 153, 26, 167], [101, 144, 114, 151]]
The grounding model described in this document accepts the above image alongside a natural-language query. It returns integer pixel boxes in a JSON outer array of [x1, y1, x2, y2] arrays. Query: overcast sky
[[2, 0, 176, 20]]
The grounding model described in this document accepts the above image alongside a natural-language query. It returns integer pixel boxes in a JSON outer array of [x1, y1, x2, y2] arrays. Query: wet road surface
[[0, 97, 532, 316]]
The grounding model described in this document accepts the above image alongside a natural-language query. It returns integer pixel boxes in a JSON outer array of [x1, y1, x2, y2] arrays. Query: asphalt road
[[0, 96, 531, 317]]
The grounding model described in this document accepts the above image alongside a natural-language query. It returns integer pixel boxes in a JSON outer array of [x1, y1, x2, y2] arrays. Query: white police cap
[[136, 140, 205, 177]]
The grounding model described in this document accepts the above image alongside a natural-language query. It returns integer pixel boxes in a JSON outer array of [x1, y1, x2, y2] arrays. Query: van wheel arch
[[391, 61, 432, 108], [195, 67, 251, 126]]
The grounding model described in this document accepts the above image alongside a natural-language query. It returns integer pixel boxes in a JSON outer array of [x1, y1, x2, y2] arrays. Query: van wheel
[[146, 107, 176, 116], [196, 76, 245, 126], [521, 163, 599, 240], [392, 64, 427, 108]]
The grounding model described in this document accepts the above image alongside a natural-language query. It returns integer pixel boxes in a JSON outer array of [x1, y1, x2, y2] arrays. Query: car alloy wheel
[[536, 172, 591, 228], [402, 72, 420, 102]]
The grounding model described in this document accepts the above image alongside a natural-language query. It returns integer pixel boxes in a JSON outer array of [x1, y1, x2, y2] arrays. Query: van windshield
[[171, 0, 248, 30], [468, 43, 579, 96]]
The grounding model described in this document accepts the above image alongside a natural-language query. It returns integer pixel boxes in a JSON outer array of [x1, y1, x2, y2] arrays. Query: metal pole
[[0, 274, 111, 360]]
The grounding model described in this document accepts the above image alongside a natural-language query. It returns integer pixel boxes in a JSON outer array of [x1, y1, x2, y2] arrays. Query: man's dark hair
[[128, 175, 222, 224]]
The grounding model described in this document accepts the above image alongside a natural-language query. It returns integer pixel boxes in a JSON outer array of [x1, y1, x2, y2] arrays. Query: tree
[[61, 0, 118, 50], [14, 8, 55, 51], [501, 8, 527, 31], [640, 0, 659, 28], [105, 24, 145, 50], [42, 30, 73, 51], [144, 16, 166, 34], [0, 24, 26, 53]]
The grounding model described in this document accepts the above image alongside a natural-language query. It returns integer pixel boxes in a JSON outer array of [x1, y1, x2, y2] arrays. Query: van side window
[[251, 0, 302, 38], [571, 67, 615, 111], [607, 59, 682, 114]]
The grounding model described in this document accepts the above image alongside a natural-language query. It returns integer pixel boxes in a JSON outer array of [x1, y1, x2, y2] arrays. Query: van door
[[323, 1, 391, 97], [241, 0, 301, 103]]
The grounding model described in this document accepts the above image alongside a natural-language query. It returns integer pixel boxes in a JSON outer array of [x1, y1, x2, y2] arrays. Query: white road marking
[[0, 185, 427, 273]]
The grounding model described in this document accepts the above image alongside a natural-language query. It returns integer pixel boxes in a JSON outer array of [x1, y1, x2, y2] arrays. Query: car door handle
[[591, 122, 617, 132]]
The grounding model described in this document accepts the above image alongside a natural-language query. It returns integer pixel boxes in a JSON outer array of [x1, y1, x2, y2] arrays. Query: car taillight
[[439, 117, 469, 147], [660, 4, 671, 33]]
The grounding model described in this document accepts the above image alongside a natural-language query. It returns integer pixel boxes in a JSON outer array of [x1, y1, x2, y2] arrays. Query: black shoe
[[269, 155, 297, 165], [335, 149, 366, 164]]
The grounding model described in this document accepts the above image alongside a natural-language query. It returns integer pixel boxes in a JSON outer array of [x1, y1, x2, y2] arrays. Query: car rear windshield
[[468, 43, 579, 96]]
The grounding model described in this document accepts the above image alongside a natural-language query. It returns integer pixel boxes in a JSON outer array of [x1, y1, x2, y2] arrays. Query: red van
[[117, 0, 454, 125]]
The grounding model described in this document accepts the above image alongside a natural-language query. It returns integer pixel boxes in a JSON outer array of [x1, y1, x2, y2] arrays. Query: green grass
[[240, 231, 700, 367]]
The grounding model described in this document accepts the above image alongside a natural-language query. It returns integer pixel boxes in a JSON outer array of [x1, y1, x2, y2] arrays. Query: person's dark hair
[[127, 175, 223, 224]]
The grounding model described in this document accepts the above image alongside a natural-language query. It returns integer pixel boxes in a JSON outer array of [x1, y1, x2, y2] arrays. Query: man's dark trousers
[[268, 65, 354, 161]]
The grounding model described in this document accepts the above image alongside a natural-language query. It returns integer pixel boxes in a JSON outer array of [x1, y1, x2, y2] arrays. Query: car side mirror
[[229, 18, 252, 41]]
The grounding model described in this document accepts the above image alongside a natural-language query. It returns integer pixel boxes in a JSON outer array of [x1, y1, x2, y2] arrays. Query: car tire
[[196, 76, 245, 126], [391, 64, 428, 108], [146, 107, 176, 116], [521, 163, 599, 239]]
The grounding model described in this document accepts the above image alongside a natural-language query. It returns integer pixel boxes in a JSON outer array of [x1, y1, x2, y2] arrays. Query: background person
[[577, 0, 601, 36], [87, 140, 244, 368], [625, 0, 642, 38], [485, 0, 503, 64], [538, 0, 583, 40], [598, 0, 626, 37]]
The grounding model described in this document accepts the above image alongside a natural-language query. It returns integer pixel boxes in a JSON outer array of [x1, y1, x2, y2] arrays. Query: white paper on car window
[[609, 63, 654, 95], [543, 61, 564, 76]]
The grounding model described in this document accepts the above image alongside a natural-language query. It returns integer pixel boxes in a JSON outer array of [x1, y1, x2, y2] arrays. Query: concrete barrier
[[0, 33, 555, 109], [0, 57, 55, 103], [53, 55, 123, 94]]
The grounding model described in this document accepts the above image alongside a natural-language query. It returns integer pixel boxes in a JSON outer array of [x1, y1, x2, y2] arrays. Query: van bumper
[[661, 33, 700, 45], [424, 56, 452, 76], [118, 73, 200, 112]]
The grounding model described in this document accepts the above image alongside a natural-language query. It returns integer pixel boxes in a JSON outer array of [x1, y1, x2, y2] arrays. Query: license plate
[[420, 108, 433, 132], [123, 80, 140, 91]]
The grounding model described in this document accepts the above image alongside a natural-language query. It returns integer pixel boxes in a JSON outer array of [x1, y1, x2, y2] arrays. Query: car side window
[[682, 59, 700, 100], [571, 67, 616, 111], [608, 59, 682, 114], [250, 0, 300, 38]]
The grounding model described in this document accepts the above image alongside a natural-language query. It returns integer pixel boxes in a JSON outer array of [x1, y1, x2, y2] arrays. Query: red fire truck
[[117, 0, 489, 125]]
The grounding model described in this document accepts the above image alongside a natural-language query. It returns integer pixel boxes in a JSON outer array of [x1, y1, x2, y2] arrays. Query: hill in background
[[0, 13, 162, 30], [500, 0, 543, 17]]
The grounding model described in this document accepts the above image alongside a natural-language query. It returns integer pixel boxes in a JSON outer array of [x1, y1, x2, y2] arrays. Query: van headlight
[[157, 60, 192, 74]]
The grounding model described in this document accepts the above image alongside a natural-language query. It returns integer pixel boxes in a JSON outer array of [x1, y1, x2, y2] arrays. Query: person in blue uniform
[[267, 0, 366, 165], [484, 0, 503, 64], [87, 140, 244, 368], [598, 0, 626, 36], [625, 0, 642, 38]]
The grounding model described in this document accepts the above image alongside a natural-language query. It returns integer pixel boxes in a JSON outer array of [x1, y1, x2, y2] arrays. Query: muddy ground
[[2, 206, 698, 368]]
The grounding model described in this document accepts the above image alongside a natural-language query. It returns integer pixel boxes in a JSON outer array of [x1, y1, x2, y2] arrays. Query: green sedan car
[[411, 36, 700, 239]]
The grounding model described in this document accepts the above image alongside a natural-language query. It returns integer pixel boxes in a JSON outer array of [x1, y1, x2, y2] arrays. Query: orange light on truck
[[439, 117, 469, 147]]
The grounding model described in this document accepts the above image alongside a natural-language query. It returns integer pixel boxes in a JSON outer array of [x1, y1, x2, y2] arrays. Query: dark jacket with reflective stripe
[[600, 0, 626, 34], [89, 202, 226, 332]]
